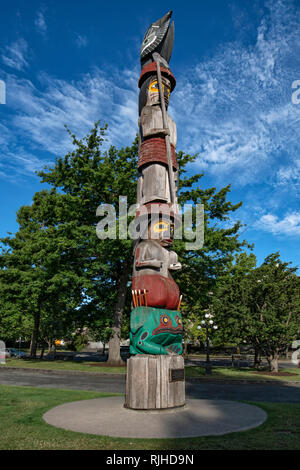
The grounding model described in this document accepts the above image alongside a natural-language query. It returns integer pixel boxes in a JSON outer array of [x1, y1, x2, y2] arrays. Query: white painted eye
[[141, 33, 156, 55]]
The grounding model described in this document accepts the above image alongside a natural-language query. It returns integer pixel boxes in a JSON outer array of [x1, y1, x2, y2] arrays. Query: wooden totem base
[[125, 354, 185, 410]]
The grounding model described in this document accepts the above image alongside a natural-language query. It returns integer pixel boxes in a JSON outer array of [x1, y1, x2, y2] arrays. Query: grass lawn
[[185, 366, 300, 382], [1, 358, 126, 374], [2, 358, 300, 382], [0, 384, 299, 450]]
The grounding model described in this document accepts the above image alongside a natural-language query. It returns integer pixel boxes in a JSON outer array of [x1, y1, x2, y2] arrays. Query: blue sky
[[0, 0, 300, 270]]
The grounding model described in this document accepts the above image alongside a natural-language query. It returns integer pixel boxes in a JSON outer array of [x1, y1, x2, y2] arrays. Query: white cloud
[[170, 1, 300, 188], [0, 122, 50, 182], [1, 39, 29, 71], [75, 35, 89, 48], [256, 211, 300, 236], [2, 0, 300, 200], [35, 9, 47, 37], [0, 123, 12, 149], [6, 68, 138, 153], [275, 159, 300, 191], [0, 67, 139, 180]]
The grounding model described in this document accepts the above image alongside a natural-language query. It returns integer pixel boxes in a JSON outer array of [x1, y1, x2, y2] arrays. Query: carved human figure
[[132, 216, 181, 310], [137, 72, 178, 206]]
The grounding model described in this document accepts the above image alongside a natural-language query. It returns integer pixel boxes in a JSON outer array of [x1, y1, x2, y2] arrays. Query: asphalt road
[[1, 368, 300, 403]]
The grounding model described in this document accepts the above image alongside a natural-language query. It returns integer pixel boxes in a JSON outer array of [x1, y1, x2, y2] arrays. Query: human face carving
[[148, 219, 174, 246], [146, 77, 171, 108]]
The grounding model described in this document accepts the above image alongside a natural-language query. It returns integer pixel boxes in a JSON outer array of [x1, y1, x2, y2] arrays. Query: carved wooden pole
[[125, 11, 185, 410], [153, 52, 176, 203]]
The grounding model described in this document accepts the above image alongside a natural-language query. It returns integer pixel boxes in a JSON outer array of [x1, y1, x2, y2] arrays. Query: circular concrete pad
[[43, 397, 267, 438]]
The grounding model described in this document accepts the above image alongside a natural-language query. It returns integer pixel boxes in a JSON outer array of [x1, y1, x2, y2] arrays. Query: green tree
[[181, 311, 205, 355], [174, 162, 251, 331], [37, 123, 136, 365], [0, 190, 86, 358], [212, 252, 257, 349], [1, 122, 249, 363], [36, 123, 248, 364], [87, 317, 113, 355], [215, 252, 300, 372]]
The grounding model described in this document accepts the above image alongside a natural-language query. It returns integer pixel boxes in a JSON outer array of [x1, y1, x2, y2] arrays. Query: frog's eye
[[176, 316, 182, 326], [161, 315, 169, 325]]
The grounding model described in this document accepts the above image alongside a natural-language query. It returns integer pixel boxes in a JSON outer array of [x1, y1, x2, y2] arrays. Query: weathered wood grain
[[140, 106, 177, 147], [125, 354, 185, 410]]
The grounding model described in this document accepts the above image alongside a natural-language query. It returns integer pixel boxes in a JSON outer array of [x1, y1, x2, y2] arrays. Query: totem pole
[[125, 11, 185, 410]]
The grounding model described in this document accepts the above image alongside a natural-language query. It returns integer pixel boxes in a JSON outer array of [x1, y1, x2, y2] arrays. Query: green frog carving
[[130, 306, 183, 355]]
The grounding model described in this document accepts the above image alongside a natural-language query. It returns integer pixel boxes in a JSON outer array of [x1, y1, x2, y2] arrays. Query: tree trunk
[[254, 348, 261, 369], [108, 334, 124, 365], [183, 341, 188, 357], [107, 260, 131, 366], [269, 351, 279, 373], [53, 343, 56, 359], [30, 311, 40, 359], [102, 343, 106, 355], [285, 347, 289, 359], [40, 347, 45, 359]]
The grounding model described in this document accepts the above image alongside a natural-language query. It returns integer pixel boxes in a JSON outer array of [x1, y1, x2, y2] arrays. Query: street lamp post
[[198, 313, 218, 375], [204, 322, 211, 375]]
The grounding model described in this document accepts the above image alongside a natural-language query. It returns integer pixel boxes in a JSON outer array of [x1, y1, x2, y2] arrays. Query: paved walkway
[[43, 396, 267, 438], [1, 368, 300, 403]]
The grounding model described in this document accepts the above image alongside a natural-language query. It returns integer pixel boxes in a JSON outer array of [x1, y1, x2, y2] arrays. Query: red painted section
[[132, 274, 180, 310], [138, 62, 176, 90], [139, 138, 177, 169]]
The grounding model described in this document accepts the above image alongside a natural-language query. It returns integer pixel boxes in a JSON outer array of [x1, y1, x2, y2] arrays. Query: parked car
[[6, 348, 28, 358]]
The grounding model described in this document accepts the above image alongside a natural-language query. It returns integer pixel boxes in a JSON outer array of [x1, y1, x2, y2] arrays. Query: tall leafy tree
[[36, 122, 247, 363], [174, 159, 250, 328], [212, 252, 257, 348], [215, 252, 300, 372], [0, 190, 86, 357], [1, 122, 249, 363], [37, 123, 136, 364]]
